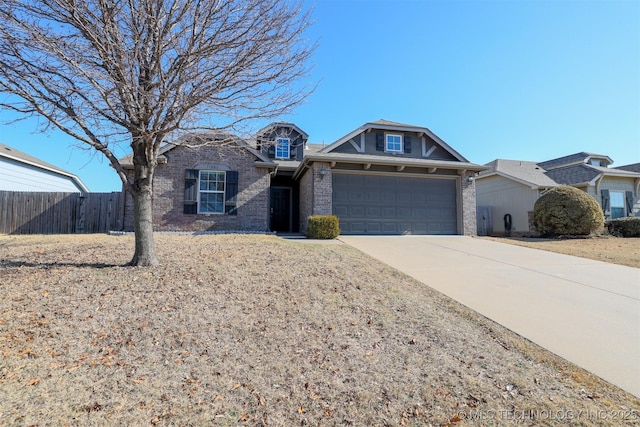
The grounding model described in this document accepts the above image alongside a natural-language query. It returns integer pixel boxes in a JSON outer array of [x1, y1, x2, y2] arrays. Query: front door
[[270, 187, 291, 232]]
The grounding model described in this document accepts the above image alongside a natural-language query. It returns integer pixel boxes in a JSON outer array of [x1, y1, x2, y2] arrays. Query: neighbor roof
[[478, 159, 557, 188], [615, 163, 640, 173], [0, 143, 89, 192], [479, 153, 640, 188], [537, 152, 612, 170]]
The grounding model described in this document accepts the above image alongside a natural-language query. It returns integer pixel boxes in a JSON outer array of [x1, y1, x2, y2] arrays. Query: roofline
[[119, 134, 274, 169], [321, 121, 469, 162], [293, 154, 486, 180], [256, 122, 309, 140], [0, 149, 90, 192], [474, 171, 546, 190]]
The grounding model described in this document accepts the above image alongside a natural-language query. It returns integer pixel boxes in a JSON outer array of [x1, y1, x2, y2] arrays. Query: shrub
[[606, 217, 640, 237], [533, 186, 604, 236], [306, 215, 340, 239]]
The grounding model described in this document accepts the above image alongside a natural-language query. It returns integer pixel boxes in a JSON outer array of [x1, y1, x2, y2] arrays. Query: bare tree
[[0, 0, 315, 265]]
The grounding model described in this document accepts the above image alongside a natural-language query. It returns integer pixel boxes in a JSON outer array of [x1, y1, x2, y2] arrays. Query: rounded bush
[[533, 186, 604, 236], [306, 215, 340, 239]]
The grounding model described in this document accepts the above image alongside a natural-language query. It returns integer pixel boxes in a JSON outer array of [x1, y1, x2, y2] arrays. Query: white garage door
[[332, 173, 458, 235]]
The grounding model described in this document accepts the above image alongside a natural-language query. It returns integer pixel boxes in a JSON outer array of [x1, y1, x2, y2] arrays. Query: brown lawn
[[0, 234, 638, 426], [482, 236, 640, 269]]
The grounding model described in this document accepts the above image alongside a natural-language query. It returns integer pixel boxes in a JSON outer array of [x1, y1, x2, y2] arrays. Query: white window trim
[[198, 170, 226, 214], [275, 138, 290, 159], [385, 133, 403, 153]]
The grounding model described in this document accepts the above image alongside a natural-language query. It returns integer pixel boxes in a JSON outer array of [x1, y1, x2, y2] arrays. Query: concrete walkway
[[338, 235, 640, 398]]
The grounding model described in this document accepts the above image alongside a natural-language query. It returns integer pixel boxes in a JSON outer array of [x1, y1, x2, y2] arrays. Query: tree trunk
[[130, 187, 159, 266], [128, 143, 159, 266]]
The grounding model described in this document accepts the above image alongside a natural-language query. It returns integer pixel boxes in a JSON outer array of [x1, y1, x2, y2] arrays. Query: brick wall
[[123, 144, 271, 232], [298, 162, 333, 233], [461, 172, 477, 235], [298, 168, 312, 233], [311, 162, 332, 215]]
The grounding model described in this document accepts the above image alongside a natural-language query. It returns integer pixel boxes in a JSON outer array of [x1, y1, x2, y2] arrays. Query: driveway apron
[[338, 235, 640, 398]]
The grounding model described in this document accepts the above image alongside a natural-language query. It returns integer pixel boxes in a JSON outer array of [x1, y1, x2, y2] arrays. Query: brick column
[[312, 162, 332, 215], [461, 172, 477, 235]]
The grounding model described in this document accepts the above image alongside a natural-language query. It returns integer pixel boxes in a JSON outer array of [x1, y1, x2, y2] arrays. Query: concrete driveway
[[338, 235, 640, 398]]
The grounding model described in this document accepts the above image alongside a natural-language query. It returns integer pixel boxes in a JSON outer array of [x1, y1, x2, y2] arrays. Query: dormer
[[587, 156, 612, 168], [256, 122, 309, 162]]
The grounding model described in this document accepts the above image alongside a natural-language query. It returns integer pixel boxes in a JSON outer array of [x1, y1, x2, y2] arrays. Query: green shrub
[[606, 217, 640, 237], [306, 215, 340, 239], [533, 186, 604, 236]]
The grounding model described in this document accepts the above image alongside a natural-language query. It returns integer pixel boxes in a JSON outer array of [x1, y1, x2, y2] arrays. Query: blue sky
[[1, 0, 638, 192]]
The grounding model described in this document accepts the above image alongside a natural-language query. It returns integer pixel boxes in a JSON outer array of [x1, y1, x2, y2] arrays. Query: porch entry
[[270, 187, 292, 232]]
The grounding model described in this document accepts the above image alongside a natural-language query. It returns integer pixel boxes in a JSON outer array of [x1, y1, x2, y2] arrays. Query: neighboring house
[[476, 152, 640, 234], [0, 143, 89, 192], [120, 120, 485, 235]]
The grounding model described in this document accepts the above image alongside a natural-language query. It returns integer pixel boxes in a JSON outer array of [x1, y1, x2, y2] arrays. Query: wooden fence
[[0, 191, 124, 234]]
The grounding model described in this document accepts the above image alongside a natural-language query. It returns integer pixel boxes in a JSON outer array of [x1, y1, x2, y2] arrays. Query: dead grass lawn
[[482, 236, 640, 268], [0, 234, 638, 426]]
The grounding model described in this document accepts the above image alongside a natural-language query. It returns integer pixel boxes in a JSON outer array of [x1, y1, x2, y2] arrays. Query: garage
[[332, 172, 458, 235]]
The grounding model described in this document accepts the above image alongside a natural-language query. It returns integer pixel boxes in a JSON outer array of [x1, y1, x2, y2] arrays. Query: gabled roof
[[256, 122, 309, 140], [537, 152, 612, 169], [0, 143, 89, 192], [478, 159, 557, 188], [321, 119, 469, 162], [118, 132, 275, 168]]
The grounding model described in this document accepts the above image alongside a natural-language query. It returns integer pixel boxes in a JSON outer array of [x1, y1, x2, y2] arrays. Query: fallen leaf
[[297, 406, 304, 414]]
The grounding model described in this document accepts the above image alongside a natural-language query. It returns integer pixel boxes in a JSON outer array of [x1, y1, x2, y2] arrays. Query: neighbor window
[[610, 191, 625, 219], [198, 170, 226, 214], [275, 138, 290, 159], [385, 134, 402, 153]]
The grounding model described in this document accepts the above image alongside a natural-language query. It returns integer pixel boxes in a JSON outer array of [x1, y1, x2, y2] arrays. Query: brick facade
[[461, 172, 477, 235], [298, 162, 333, 233], [123, 144, 271, 232]]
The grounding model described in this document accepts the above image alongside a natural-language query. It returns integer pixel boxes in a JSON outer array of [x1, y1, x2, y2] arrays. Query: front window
[[385, 134, 402, 153], [610, 191, 625, 219], [199, 170, 225, 214], [275, 138, 290, 159]]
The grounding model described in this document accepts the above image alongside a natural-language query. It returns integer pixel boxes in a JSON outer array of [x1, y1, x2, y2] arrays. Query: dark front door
[[270, 187, 291, 232]]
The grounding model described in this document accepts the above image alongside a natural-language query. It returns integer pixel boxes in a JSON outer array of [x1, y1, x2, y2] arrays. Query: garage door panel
[[333, 173, 458, 235]]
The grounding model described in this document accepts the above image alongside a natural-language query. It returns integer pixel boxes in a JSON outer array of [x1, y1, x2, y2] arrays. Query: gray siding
[[588, 176, 639, 217], [0, 157, 85, 192], [476, 175, 539, 233], [331, 131, 458, 161]]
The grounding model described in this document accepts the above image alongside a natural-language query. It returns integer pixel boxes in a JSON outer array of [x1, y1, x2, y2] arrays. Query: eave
[[293, 153, 487, 180]]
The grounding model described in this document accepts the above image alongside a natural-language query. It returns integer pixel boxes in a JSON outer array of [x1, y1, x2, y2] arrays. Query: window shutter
[[601, 189, 610, 213], [184, 169, 198, 214], [376, 133, 384, 151], [404, 135, 412, 153], [267, 145, 275, 158], [625, 191, 634, 215], [225, 171, 239, 215]]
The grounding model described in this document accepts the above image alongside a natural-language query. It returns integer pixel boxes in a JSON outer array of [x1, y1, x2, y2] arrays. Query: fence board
[[0, 191, 124, 234]]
